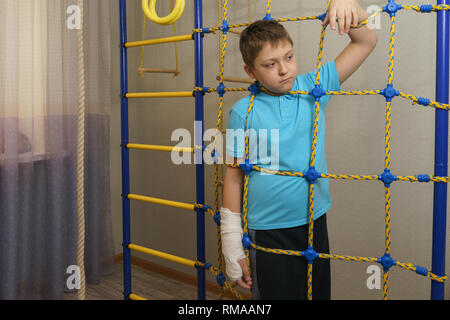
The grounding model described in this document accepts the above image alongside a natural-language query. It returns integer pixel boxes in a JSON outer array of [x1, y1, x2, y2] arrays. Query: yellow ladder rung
[[129, 293, 147, 300], [127, 194, 196, 211], [126, 91, 193, 98], [127, 143, 194, 153], [128, 243, 197, 268], [125, 34, 194, 48], [138, 68, 180, 75]]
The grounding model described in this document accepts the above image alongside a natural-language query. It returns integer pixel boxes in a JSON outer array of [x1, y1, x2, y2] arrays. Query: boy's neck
[[264, 89, 287, 97], [260, 86, 292, 97]]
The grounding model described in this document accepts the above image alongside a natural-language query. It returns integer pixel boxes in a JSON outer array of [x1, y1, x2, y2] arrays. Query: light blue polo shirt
[[226, 60, 341, 230]]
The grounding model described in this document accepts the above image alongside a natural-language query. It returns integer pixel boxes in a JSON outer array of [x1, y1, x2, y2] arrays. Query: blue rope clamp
[[415, 265, 429, 276], [304, 247, 319, 263], [210, 148, 221, 164], [304, 166, 321, 184], [195, 86, 209, 96], [216, 272, 227, 287], [318, 11, 328, 22], [200, 27, 212, 34], [309, 84, 326, 101], [383, 0, 402, 17], [419, 4, 433, 13], [417, 174, 431, 183], [202, 145, 218, 164], [381, 84, 399, 102], [201, 204, 212, 216], [248, 81, 261, 95], [239, 158, 254, 175], [262, 13, 273, 21], [217, 82, 226, 97], [242, 233, 252, 250], [213, 210, 221, 226], [220, 20, 229, 34], [378, 253, 396, 272], [416, 97, 430, 106], [202, 262, 212, 270], [378, 169, 398, 187]]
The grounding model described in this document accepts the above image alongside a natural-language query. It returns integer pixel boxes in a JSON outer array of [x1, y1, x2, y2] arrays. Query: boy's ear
[[244, 64, 256, 79]]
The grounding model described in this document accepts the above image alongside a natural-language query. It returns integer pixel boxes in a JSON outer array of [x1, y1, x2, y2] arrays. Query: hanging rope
[[139, 0, 180, 78], [76, 0, 86, 301]]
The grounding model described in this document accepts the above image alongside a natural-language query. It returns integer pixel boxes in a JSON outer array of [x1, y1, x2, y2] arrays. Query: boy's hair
[[239, 20, 293, 69]]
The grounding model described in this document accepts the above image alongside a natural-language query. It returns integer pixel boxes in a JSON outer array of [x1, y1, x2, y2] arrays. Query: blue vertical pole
[[194, 0, 206, 300], [119, 0, 132, 300], [431, 0, 449, 300]]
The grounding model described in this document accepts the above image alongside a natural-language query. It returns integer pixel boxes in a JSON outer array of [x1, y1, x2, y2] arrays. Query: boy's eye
[[265, 63, 275, 68], [287, 55, 293, 61]]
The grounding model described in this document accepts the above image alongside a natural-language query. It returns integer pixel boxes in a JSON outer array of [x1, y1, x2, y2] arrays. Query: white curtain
[[0, 0, 114, 299]]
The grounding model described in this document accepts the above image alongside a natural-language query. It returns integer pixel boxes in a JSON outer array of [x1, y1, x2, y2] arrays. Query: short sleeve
[[226, 108, 246, 159]]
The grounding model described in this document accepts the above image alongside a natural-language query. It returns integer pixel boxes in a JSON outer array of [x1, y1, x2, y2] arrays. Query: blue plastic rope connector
[[415, 265, 429, 276], [309, 85, 326, 101], [217, 82, 226, 96], [239, 159, 253, 175], [383, 1, 402, 17], [201, 204, 211, 214], [378, 253, 396, 272], [210, 148, 221, 163], [378, 169, 398, 187], [420, 4, 433, 13], [201, 27, 212, 34], [304, 247, 318, 263], [213, 211, 221, 226], [417, 97, 430, 106], [304, 166, 321, 184], [203, 262, 212, 270], [381, 84, 399, 101], [220, 20, 229, 34], [216, 273, 226, 287], [242, 233, 252, 250], [262, 13, 273, 21], [417, 174, 431, 182], [210, 148, 216, 161], [200, 86, 210, 94], [248, 81, 261, 95], [318, 12, 327, 22]]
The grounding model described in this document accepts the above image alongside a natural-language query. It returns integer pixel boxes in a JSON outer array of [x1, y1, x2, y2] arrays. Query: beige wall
[[110, 0, 449, 300]]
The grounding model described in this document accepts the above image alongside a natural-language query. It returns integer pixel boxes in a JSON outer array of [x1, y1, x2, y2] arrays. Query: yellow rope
[[76, 0, 86, 301], [139, 0, 180, 78], [139, 14, 146, 79]]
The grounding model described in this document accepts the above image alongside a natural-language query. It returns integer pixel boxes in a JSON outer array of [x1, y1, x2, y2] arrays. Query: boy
[[221, 0, 377, 299]]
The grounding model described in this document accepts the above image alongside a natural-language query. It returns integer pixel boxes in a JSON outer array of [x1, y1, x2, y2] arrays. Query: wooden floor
[[64, 263, 226, 300]]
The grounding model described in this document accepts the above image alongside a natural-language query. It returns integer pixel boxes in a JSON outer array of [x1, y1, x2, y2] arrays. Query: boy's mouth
[[280, 77, 292, 84]]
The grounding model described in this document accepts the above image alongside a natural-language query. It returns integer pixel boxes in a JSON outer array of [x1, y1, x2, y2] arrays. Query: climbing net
[[191, 0, 449, 300]]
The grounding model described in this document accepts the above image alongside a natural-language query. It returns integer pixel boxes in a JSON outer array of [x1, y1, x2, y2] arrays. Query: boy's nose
[[279, 63, 287, 75]]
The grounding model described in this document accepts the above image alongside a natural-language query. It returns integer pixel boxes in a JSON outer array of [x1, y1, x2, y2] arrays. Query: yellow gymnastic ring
[[142, 0, 185, 25]]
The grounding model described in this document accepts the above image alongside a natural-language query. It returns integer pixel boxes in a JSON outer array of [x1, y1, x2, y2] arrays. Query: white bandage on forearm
[[220, 207, 247, 282]]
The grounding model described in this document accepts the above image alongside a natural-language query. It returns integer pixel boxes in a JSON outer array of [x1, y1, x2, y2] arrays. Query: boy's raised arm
[[322, 0, 378, 85]]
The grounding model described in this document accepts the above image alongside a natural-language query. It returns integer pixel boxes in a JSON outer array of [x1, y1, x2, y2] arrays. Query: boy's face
[[244, 40, 297, 95]]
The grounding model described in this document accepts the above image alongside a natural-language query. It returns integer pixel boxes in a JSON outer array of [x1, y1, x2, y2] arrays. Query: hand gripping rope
[[141, 0, 185, 25], [192, 0, 449, 300]]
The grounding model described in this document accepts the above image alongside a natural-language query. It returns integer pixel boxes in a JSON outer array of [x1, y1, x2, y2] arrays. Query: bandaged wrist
[[220, 207, 246, 281]]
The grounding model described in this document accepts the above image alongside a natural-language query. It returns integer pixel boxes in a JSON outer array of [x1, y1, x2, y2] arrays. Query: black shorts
[[249, 214, 330, 300]]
